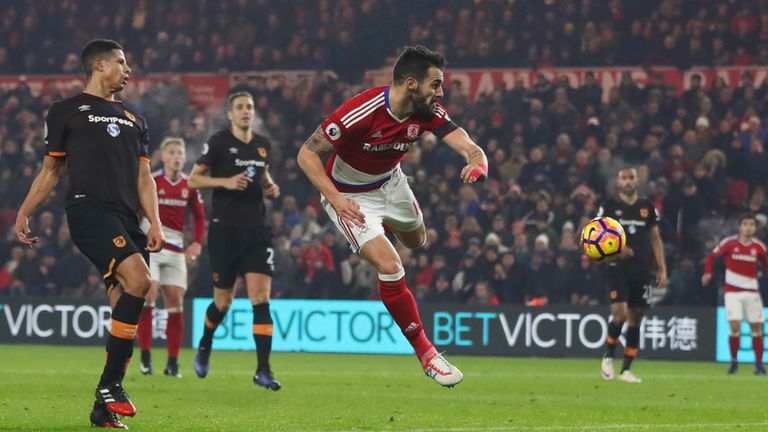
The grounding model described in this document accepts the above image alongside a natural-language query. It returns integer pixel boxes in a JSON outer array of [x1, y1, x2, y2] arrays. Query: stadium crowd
[[3, 0, 768, 80], [2, 0, 768, 307]]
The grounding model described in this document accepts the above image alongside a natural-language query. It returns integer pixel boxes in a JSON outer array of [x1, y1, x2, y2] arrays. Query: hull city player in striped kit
[[702, 213, 768, 375], [297, 46, 489, 387], [136, 137, 206, 378]]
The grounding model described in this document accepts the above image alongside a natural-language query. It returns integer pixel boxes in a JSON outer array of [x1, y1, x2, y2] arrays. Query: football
[[581, 216, 626, 262]]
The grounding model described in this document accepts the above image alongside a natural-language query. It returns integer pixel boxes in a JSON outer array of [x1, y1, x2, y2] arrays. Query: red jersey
[[153, 170, 206, 253], [321, 86, 458, 192], [704, 236, 768, 292]]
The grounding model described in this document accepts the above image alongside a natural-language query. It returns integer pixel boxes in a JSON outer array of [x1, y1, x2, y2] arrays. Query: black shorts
[[605, 260, 652, 309], [207, 224, 274, 288], [67, 200, 149, 290]]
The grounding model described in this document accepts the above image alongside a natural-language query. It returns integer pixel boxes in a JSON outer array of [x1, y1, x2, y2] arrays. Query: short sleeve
[[646, 202, 660, 228], [44, 102, 68, 158], [320, 91, 374, 149], [429, 103, 458, 139], [197, 137, 217, 168], [138, 119, 150, 163]]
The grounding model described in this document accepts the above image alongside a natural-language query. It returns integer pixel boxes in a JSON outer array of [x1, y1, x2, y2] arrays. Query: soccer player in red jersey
[[702, 213, 768, 375], [136, 137, 206, 378], [297, 46, 488, 387]]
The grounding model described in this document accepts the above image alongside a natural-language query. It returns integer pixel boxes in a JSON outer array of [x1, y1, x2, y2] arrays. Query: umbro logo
[[78, 105, 91, 112], [229, 147, 239, 154], [372, 130, 383, 138]]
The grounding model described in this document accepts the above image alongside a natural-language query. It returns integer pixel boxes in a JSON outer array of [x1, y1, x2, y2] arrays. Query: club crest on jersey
[[107, 123, 120, 137], [113, 236, 126, 248], [325, 122, 341, 141], [124, 110, 136, 122], [640, 208, 648, 218], [407, 124, 420, 140], [258, 147, 268, 158], [181, 188, 189, 199]]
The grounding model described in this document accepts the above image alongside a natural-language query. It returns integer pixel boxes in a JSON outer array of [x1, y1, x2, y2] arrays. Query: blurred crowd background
[[1, 0, 768, 307]]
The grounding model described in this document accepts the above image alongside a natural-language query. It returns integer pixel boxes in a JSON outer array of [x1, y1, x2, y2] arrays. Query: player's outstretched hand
[[460, 163, 488, 184], [332, 196, 366, 229], [618, 246, 634, 259], [14, 213, 38, 247], [701, 272, 711, 286], [656, 269, 667, 287], [223, 171, 253, 191], [264, 182, 280, 199], [185, 241, 202, 262], [145, 224, 166, 253]]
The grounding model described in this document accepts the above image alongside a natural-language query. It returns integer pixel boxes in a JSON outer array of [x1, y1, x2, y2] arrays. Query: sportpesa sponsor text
[[87, 115, 135, 127]]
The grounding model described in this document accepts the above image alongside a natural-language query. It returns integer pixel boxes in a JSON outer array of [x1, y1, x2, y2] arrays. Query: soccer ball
[[581, 217, 626, 262]]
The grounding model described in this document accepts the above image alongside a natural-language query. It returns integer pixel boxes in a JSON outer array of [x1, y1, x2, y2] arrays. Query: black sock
[[621, 326, 640, 372], [199, 302, 227, 349], [167, 357, 177, 367], [252, 303, 273, 373], [99, 293, 145, 387], [605, 321, 622, 358]]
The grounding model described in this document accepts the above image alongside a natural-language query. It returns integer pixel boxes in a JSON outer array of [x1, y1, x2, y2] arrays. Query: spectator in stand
[[299, 235, 336, 299], [467, 280, 499, 306]]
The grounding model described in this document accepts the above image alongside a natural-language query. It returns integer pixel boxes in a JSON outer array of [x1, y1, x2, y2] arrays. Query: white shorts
[[724, 291, 765, 323], [149, 248, 188, 289], [323, 169, 423, 253]]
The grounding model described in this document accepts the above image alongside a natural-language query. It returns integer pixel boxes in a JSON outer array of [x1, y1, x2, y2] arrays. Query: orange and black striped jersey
[[44, 93, 149, 216]]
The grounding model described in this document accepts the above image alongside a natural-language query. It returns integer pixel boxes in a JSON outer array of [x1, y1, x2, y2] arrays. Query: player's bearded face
[[618, 171, 637, 195], [410, 83, 434, 117]]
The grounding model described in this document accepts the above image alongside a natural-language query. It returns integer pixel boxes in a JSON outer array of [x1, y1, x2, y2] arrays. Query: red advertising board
[[365, 66, 768, 103], [0, 74, 229, 111]]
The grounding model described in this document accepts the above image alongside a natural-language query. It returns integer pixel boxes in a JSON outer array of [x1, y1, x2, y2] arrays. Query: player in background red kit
[[702, 213, 767, 375], [137, 137, 206, 378], [297, 46, 488, 387]]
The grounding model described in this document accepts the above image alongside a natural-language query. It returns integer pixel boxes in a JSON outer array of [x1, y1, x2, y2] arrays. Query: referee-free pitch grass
[[0, 345, 766, 431]]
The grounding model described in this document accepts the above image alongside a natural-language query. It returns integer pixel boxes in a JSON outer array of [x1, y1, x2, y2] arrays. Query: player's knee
[[214, 295, 234, 311], [377, 262, 403, 278]]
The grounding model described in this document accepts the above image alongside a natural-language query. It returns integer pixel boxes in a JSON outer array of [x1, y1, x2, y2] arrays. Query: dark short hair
[[227, 91, 254, 111], [81, 39, 123, 79], [739, 213, 757, 224], [392, 45, 446, 84]]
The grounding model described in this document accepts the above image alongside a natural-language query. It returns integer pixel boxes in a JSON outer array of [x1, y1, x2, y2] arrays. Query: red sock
[[166, 311, 184, 360], [137, 306, 153, 351], [754, 335, 764, 367], [378, 273, 435, 366], [729, 335, 740, 363]]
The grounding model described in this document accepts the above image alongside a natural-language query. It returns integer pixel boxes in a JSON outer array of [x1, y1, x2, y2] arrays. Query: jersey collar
[[384, 86, 409, 123]]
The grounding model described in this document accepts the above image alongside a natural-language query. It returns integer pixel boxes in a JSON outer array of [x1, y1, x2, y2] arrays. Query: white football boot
[[600, 356, 615, 380], [424, 352, 464, 387], [619, 370, 642, 383]]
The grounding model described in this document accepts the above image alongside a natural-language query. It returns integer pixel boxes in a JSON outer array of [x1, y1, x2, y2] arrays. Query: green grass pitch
[[0, 344, 766, 431]]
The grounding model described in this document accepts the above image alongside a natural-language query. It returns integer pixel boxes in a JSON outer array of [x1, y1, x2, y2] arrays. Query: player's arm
[[649, 225, 667, 287], [185, 188, 206, 261], [187, 164, 252, 190], [262, 165, 280, 198], [15, 156, 67, 246], [701, 240, 728, 285], [296, 127, 365, 227], [441, 128, 489, 183], [138, 161, 165, 252]]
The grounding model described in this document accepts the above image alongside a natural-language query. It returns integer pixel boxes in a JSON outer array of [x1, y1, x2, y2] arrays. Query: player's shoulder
[[753, 238, 768, 252], [432, 102, 449, 119], [47, 93, 90, 115], [338, 86, 387, 113], [207, 129, 232, 147], [151, 169, 163, 179], [718, 235, 739, 248]]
